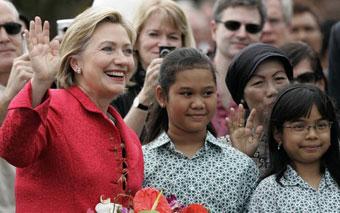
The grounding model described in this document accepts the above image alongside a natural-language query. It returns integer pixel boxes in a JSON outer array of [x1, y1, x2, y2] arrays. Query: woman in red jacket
[[0, 7, 144, 212]]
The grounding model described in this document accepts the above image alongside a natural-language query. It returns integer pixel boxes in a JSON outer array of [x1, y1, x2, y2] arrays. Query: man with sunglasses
[[210, 0, 266, 136], [0, 0, 34, 122], [0, 1, 34, 212], [0, 1, 22, 81]]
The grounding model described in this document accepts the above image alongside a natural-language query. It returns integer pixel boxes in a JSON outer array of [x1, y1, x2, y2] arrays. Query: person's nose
[[262, 21, 272, 33], [296, 30, 307, 41], [0, 27, 10, 42], [305, 125, 319, 139], [158, 35, 171, 46], [235, 25, 247, 38], [266, 81, 279, 97], [191, 96, 205, 109], [114, 50, 132, 67]]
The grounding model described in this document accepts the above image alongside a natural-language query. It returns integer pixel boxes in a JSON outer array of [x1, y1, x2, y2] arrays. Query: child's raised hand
[[27, 16, 60, 84], [225, 104, 263, 156]]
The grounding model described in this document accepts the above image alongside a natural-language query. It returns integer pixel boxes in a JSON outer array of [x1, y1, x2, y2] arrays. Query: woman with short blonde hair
[[58, 7, 136, 88], [112, 0, 196, 138], [0, 7, 143, 212], [133, 0, 195, 51]]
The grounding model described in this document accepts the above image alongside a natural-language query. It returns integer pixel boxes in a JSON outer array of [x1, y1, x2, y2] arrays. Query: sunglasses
[[0, 22, 22, 35], [294, 72, 319, 84], [216, 20, 262, 34]]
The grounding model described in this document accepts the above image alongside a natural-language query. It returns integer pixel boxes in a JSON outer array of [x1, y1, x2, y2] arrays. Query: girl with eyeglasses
[[247, 84, 340, 212]]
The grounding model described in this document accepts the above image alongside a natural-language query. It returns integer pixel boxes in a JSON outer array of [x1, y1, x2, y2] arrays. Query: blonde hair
[[134, 0, 195, 49], [57, 7, 136, 88]]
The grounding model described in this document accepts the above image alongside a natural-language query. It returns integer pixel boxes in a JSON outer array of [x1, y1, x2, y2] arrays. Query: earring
[[75, 67, 81, 74], [277, 143, 281, 150]]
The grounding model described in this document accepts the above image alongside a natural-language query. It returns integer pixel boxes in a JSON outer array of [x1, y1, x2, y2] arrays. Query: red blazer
[[0, 83, 144, 212]]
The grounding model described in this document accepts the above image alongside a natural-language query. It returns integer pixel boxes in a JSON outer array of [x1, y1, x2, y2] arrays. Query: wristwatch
[[132, 97, 149, 111]]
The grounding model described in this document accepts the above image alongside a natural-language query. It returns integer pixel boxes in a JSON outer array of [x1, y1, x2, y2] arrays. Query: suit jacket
[[328, 22, 340, 112], [0, 83, 144, 212]]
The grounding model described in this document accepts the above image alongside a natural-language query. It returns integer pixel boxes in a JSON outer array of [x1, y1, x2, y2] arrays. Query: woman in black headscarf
[[225, 43, 293, 176]]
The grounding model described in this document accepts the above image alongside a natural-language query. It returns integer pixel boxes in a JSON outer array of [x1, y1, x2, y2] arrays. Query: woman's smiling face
[[158, 68, 217, 135], [74, 22, 135, 100], [279, 104, 331, 168], [135, 11, 183, 69]]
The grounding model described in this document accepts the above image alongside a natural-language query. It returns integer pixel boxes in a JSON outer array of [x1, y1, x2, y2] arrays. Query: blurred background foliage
[[12, 0, 93, 37]]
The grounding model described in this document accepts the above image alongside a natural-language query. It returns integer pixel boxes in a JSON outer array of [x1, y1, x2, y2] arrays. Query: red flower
[[133, 188, 172, 213], [180, 204, 209, 213]]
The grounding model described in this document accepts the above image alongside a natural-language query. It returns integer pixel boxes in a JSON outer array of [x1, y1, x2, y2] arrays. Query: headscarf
[[226, 43, 293, 108]]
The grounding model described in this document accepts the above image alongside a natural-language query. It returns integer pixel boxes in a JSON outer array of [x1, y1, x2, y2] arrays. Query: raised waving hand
[[27, 17, 60, 107], [225, 104, 263, 156]]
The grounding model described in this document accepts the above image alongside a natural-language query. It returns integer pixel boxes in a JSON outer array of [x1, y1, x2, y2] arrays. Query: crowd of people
[[0, 0, 339, 212]]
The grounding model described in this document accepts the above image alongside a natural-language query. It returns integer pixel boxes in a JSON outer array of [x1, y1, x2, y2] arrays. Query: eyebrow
[[251, 70, 287, 78], [178, 85, 216, 90], [146, 29, 181, 34], [291, 117, 325, 122], [99, 40, 132, 46]]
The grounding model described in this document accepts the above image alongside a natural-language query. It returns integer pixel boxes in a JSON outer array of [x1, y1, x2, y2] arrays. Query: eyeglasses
[[215, 20, 262, 34], [0, 22, 22, 35], [283, 120, 332, 134]]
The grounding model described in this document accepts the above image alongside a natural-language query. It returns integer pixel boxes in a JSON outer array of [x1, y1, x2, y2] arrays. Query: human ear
[[210, 20, 217, 41], [316, 79, 326, 91], [155, 85, 166, 108], [69, 55, 82, 73], [273, 128, 283, 145]]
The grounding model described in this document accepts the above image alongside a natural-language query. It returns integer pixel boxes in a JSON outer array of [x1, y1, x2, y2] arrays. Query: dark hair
[[280, 41, 327, 91], [212, 0, 266, 29], [144, 47, 217, 143], [293, 3, 321, 29], [320, 19, 337, 58], [19, 14, 29, 30], [266, 84, 340, 187], [226, 43, 293, 109]]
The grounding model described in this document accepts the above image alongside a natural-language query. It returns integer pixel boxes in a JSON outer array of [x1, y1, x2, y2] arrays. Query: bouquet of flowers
[[90, 187, 209, 213]]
